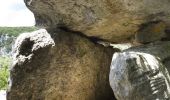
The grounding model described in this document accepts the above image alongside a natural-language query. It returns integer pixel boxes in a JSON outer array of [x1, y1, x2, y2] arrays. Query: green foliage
[[0, 56, 11, 90], [0, 27, 38, 90], [0, 27, 38, 36]]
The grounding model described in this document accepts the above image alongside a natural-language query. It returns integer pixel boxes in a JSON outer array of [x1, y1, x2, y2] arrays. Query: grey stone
[[110, 42, 170, 100]]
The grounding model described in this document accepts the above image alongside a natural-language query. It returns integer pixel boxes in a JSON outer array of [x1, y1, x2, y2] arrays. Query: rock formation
[[7, 29, 116, 100], [7, 0, 170, 100], [24, 0, 170, 42], [110, 42, 170, 100]]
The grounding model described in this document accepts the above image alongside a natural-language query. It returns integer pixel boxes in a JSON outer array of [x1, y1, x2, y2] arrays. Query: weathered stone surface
[[7, 29, 116, 100], [135, 21, 166, 43], [24, 0, 170, 42], [109, 41, 170, 100]]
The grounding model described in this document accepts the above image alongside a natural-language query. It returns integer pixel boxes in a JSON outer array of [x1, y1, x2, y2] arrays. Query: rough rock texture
[[109, 41, 170, 100], [24, 0, 170, 42], [135, 21, 166, 43], [7, 29, 116, 100]]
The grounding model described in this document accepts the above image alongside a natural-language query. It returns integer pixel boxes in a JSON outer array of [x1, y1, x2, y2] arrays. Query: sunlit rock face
[[24, 0, 170, 42], [7, 29, 116, 100], [109, 42, 170, 100]]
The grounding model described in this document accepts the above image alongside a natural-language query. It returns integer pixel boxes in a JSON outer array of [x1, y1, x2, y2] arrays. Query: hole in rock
[[19, 38, 34, 56]]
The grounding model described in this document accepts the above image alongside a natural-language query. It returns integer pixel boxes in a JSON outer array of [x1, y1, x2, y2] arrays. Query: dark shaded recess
[[164, 29, 170, 41], [162, 56, 170, 72], [136, 20, 170, 43], [19, 38, 34, 56], [138, 20, 162, 32], [47, 26, 109, 44], [47, 26, 121, 53]]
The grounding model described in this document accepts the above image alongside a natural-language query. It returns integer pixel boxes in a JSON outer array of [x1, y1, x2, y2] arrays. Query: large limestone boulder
[[7, 29, 115, 100], [109, 42, 170, 100], [24, 0, 170, 42]]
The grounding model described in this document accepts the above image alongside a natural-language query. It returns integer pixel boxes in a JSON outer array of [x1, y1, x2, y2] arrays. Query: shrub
[[0, 56, 11, 90], [0, 27, 38, 36]]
